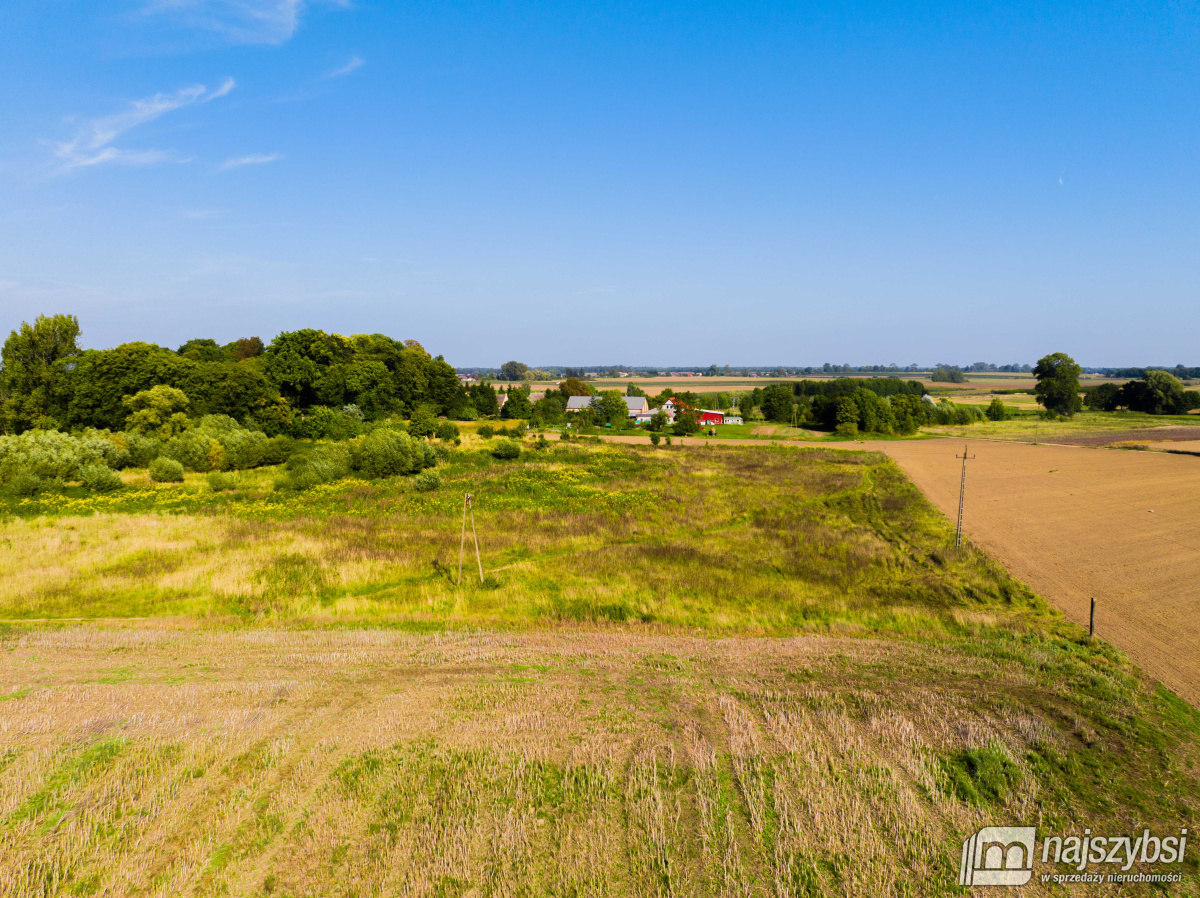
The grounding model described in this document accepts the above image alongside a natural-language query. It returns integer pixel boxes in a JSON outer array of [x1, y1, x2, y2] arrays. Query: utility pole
[[1089, 597, 1095, 639], [955, 445, 975, 549], [458, 493, 484, 585]]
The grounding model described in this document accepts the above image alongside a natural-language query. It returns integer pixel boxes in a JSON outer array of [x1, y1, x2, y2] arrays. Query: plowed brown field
[[884, 439, 1200, 704]]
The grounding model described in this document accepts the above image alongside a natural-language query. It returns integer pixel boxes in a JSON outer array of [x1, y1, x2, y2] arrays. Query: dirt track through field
[[883, 439, 1200, 705]]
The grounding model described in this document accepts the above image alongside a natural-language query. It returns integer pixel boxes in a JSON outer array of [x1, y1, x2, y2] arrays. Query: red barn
[[697, 410, 724, 425]]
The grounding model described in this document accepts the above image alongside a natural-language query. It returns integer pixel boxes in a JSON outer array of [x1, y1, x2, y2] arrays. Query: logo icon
[[959, 827, 1036, 886]]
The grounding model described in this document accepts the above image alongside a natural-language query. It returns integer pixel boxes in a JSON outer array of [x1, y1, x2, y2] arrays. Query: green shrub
[[413, 471, 442, 491], [419, 441, 437, 469], [534, 435, 549, 451], [275, 443, 351, 491], [6, 472, 43, 496], [985, 397, 1011, 421], [82, 430, 133, 469], [495, 425, 510, 438], [477, 424, 494, 439], [292, 406, 363, 440], [435, 421, 460, 441], [0, 430, 111, 482], [650, 433, 661, 446], [122, 432, 163, 467], [510, 421, 528, 437], [160, 416, 271, 472], [408, 404, 439, 438], [80, 464, 123, 492], [206, 471, 237, 491], [835, 422, 859, 437], [149, 457, 185, 483], [492, 440, 521, 460], [162, 431, 225, 472], [259, 435, 296, 466], [349, 428, 416, 478], [433, 444, 451, 462]]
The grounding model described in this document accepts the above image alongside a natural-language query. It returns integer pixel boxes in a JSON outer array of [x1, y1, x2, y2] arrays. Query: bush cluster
[[160, 415, 276, 472], [274, 427, 441, 491], [0, 429, 117, 484]]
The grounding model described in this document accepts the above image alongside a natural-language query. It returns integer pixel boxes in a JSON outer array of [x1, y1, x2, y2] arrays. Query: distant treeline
[[759, 378, 980, 433], [696, 377, 981, 435], [460, 362, 1034, 378], [1099, 366, 1200, 381]]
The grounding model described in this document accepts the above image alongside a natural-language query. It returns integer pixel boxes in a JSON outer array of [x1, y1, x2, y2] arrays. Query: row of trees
[[1033, 352, 1200, 417], [0, 316, 474, 437], [1084, 371, 1200, 415]]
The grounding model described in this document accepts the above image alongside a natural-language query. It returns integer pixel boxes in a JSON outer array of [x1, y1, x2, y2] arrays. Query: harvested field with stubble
[[1, 626, 1198, 897], [884, 438, 1200, 706]]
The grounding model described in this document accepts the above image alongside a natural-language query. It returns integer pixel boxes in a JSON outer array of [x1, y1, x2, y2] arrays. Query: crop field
[[1, 625, 1198, 897], [2, 442, 1198, 895], [925, 411, 1200, 445], [884, 438, 1200, 706]]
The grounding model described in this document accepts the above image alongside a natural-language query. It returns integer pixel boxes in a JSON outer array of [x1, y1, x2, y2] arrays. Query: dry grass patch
[[0, 626, 1196, 896]]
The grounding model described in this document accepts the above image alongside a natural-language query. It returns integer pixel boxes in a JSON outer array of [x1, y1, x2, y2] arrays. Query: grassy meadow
[[2, 441, 1198, 895], [1, 443, 1047, 634]]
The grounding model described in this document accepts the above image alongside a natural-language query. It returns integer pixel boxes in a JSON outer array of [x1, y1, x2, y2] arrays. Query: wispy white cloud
[[326, 55, 365, 78], [206, 77, 237, 101], [219, 152, 282, 170], [142, 0, 351, 46], [52, 80, 234, 172]]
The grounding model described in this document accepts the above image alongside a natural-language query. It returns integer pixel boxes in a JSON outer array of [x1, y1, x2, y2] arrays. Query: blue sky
[[1, 1, 1197, 367]]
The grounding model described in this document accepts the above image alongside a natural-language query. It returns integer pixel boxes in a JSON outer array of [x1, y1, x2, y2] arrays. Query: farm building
[[566, 396, 651, 418], [697, 410, 725, 426], [625, 396, 650, 416]]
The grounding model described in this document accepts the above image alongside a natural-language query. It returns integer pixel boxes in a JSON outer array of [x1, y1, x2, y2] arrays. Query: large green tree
[[500, 361, 529, 382], [558, 377, 592, 399], [123, 385, 192, 438], [1033, 352, 1083, 417], [592, 390, 629, 426], [501, 386, 533, 420], [760, 383, 794, 423], [0, 314, 81, 432]]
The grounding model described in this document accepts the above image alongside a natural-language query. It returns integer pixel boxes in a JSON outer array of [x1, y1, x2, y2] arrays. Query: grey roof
[[565, 395, 649, 415]]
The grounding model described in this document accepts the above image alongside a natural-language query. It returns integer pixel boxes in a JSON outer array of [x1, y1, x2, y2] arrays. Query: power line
[[458, 493, 484, 585], [955, 444, 976, 549]]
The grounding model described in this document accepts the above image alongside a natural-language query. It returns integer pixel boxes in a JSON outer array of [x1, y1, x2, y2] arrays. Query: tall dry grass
[[0, 626, 1189, 896]]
